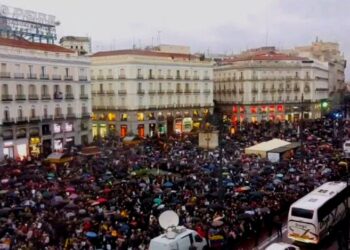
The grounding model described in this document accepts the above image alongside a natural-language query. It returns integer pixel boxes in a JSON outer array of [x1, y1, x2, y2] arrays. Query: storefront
[[175, 119, 183, 133], [3, 141, 14, 159], [66, 137, 75, 147], [92, 124, 98, 137], [149, 123, 156, 137], [182, 117, 193, 133], [42, 139, 52, 157], [29, 137, 41, 158], [137, 124, 145, 138], [99, 124, 107, 138], [54, 138, 63, 151], [120, 125, 127, 137]]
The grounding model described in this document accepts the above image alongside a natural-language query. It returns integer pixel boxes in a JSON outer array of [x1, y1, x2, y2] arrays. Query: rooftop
[[60, 36, 91, 43], [91, 49, 200, 60], [0, 37, 74, 53]]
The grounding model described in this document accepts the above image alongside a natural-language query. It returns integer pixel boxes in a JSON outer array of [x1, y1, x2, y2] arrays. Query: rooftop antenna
[[159, 210, 180, 239], [157, 30, 162, 45]]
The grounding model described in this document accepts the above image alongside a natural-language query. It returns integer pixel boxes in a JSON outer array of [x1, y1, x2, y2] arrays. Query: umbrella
[[79, 209, 87, 215], [225, 182, 234, 187], [91, 201, 100, 206], [1, 179, 9, 184], [153, 198, 162, 205], [86, 231, 97, 238], [288, 168, 296, 173], [0, 207, 11, 216], [103, 188, 112, 193], [276, 173, 284, 178], [66, 187, 75, 193], [64, 203, 79, 210], [339, 161, 348, 166], [69, 193, 79, 200], [211, 220, 224, 227], [22, 200, 36, 207], [273, 179, 282, 185], [97, 198, 107, 204], [321, 168, 331, 175], [0, 190, 8, 195], [157, 204, 165, 210], [66, 212, 76, 218], [163, 181, 173, 188], [235, 186, 251, 192]]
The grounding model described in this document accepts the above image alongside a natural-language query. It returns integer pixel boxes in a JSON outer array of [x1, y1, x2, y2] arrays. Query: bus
[[287, 181, 349, 244]]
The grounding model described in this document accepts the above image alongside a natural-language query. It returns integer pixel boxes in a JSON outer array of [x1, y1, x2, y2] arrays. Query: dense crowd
[[0, 118, 349, 250]]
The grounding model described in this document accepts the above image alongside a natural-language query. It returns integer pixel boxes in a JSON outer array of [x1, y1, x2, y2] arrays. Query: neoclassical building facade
[[0, 37, 92, 160], [91, 45, 214, 138]]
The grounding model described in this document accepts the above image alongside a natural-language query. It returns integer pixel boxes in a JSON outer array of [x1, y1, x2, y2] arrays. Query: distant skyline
[[1, 0, 349, 77]]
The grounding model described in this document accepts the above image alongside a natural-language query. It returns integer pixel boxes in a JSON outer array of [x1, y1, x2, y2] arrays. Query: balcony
[[28, 94, 39, 100], [203, 89, 211, 94], [79, 76, 88, 81], [41, 94, 51, 100], [82, 112, 90, 118], [293, 87, 300, 92], [80, 94, 89, 100], [118, 90, 127, 95], [137, 90, 145, 95], [40, 74, 49, 80], [14, 73, 24, 79], [166, 75, 173, 80], [97, 75, 104, 80], [176, 75, 182, 80], [158, 90, 165, 95], [304, 86, 310, 93], [203, 76, 210, 81], [137, 75, 144, 79], [285, 87, 292, 93], [29, 116, 40, 122], [166, 89, 174, 94], [251, 88, 258, 94], [96, 91, 105, 95], [16, 116, 28, 123], [148, 75, 155, 80], [148, 90, 157, 95], [1, 94, 13, 101], [27, 74, 37, 79], [277, 88, 284, 93], [176, 89, 183, 94], [65, 93, 75, 100], [193, 76, 199, 80], [149, 105, 157, 109], [184, 89, 192, 94], [118, 75, 126, 79], [42, 115, 53, 121], [52, 75, 62, 80], [64, 75, 73, 81], [262, 88, 268, 93], [270, 88, 276, 93], [15, 94, 26, 101], [53, 93, 63, 100], [138, 105, 146, 110], [184, 76, 191, 80], [232, 89, 237, 95], [54, 114, 64, 120], [193, 89, 200, 94], [239, 89, 244, 94], [91, 76, 96, 80], [158, 75, 164, 79], [106, 90, 115, 95], [66, 113, 76, 119], [2, 118, 14, 125], [0, 72, 11, 78], [106, 75, 114, 80]]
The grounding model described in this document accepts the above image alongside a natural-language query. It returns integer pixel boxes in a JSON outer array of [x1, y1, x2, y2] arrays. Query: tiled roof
[[0, 37, 74, 53], [221, 51, 305, 65], [91, 49, 198, 60]]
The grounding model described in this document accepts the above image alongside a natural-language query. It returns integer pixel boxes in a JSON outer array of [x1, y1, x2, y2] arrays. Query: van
[[149, 228, 208, 250]]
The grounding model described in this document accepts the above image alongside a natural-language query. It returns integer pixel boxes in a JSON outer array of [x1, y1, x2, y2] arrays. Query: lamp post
[[299, 93, 304, 150]]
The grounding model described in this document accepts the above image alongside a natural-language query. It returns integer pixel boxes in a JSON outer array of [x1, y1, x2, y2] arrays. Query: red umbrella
[[97, 198, 107, 203], [103, 188, 112, 193], [66, 187, 75, 193]]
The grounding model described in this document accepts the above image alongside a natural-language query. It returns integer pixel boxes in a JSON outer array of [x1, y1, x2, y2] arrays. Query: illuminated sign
[[0, 5, 56, 26]]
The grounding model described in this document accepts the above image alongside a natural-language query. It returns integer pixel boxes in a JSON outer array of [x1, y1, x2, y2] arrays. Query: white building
[[0, 37, 92, 160], [91, 45, 214, 138], [214, 49, 329, 123], [60, 36, 92, 56]]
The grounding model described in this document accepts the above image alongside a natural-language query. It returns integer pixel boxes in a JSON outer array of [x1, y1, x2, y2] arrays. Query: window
[[31, 106, 36, 118], [291, 208, 313, 219], [80, 85, 85, 95], [16, 84, 23, 95], [28, 65, 33, 75], [2, 84, 9, 95], [99, 84, 103, 92], [43, 105, 48, 117], [65, 68, 69, 76], [138, 82, 142, 91], [41, 66, 45, 75], [18, 106, 23, 118], [4, 107, 9, 120]]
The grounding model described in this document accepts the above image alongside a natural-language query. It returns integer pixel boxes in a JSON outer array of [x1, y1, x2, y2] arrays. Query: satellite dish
[[159, 210, 179, 230]]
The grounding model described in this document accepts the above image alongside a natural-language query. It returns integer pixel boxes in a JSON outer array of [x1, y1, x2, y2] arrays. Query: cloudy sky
[[1, 0, 349, 64]]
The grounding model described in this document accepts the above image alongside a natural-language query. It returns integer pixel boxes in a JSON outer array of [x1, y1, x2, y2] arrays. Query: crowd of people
[[0, 118, 349, 250]]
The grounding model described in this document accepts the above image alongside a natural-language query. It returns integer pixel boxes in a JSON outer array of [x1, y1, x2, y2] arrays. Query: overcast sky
[[1, 0, 349, 75]]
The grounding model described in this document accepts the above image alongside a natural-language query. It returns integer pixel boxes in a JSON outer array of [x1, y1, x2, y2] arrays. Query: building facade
[[0, 37, 92, 160], [285, 40, 346, 110], [60, 36, 92, 56], [91, 46, 214, 138], [214, 50, 329, 123]]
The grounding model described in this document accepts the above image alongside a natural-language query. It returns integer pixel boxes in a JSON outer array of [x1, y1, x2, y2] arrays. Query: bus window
[[291, 208, 313, 219]]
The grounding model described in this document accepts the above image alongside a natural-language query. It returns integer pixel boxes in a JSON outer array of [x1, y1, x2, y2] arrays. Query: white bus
[[287, 181, 349, 244]]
